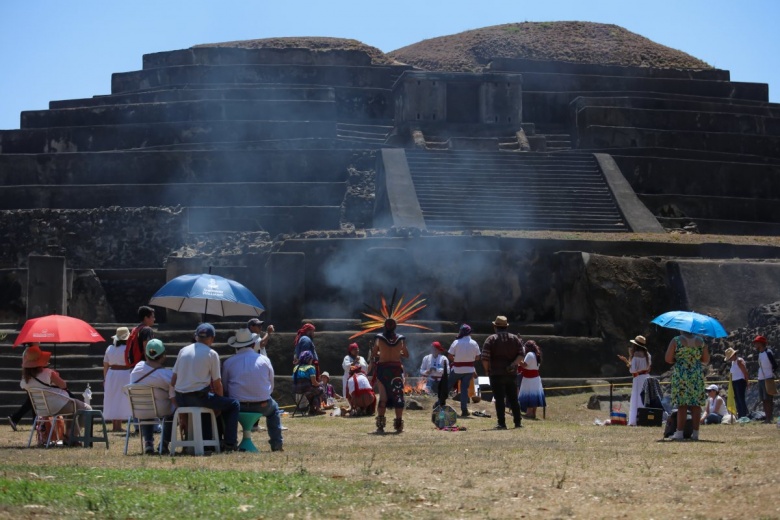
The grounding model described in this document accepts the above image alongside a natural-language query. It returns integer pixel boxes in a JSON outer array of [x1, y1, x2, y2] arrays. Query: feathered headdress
[[349, 289, 431, 339]]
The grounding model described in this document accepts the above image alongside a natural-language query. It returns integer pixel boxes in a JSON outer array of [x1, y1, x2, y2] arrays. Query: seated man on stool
[[223, 328, 283, 452], [170, 323, 241, 452]]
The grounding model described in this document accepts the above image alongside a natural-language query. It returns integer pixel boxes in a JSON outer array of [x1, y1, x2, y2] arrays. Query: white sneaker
[[691, 431, 699, 441], [671, 430, 684, 441]]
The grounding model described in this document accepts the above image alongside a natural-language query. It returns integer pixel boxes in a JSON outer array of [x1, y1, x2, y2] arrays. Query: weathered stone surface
[[0, 207, 187, 269]]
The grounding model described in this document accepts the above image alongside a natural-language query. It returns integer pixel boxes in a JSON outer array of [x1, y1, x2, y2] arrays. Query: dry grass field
[[1, 394, 778, 519]]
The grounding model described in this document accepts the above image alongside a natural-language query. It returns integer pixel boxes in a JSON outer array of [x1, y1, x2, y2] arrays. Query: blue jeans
[[239, 399, 283, 450], [447, 372, 474, 413], [425, 377, 441, 394], [176, 390, 240, 447], [141, 415, 173, 451]]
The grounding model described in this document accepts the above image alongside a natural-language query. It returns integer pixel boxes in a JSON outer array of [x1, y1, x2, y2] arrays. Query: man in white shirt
[[447, 324, 481, 417], [419, 341, 447, 394], [171, 323, 241, 451], [223, 328, 283, 451], [247, 318, 274, 356], [129, 338, 175, 454]]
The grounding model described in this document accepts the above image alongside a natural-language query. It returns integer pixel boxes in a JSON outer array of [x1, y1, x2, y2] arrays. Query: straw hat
[[492, 315, 509, 328], [629, 335, 647, 348], [22, 345, 52, 368], [112, 326, 130, 344], [724, 347, 738, 362]]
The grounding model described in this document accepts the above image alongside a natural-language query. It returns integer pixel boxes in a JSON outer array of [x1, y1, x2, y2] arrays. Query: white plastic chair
[[26, 388, 78, 448], [169, 407, 220, 456], [123, 384, 172, 455]]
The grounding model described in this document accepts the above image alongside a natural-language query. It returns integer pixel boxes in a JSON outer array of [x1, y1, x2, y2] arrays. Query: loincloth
[[374, 362, 405, 409]]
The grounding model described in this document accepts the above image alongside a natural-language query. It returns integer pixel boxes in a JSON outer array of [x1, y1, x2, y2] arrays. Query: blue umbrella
[[651, 311, 728, 338], [149, 274, 265, 317]]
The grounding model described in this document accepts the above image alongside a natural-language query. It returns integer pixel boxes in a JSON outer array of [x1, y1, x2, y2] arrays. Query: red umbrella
[[13, 315, 105, 346]]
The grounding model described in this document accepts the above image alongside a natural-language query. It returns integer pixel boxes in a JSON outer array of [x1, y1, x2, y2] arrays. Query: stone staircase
[[405, 150, 629, 231]]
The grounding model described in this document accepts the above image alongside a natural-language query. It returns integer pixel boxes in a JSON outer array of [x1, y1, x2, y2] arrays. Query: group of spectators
[[619, 332, 776, 440], [419, 316, 547, 428]]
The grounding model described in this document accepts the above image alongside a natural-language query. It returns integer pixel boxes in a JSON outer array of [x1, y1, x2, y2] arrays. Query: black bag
[[636, 407, 663, 427], [663, 410, 693, 438]]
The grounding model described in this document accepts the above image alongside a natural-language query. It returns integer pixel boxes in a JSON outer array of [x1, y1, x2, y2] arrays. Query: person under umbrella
[[664, 331, 710, 441], [20, 345, 91, 444]]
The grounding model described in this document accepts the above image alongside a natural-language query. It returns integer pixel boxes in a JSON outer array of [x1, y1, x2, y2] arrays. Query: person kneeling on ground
[[129, 338, 176, 454], [293, 351, 325, 415], [223, 328, 284, 451], [346, 365, 376, 416]]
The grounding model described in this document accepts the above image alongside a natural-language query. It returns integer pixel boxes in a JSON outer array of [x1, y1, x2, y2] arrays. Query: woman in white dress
[[518, 340, 546, 419], [341, 343, 368, 398], [618, 335, 652, 426], [102, 327, 133, 432]]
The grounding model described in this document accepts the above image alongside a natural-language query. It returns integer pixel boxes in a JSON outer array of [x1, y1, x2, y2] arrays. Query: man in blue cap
[[171, 323, 241, 452]]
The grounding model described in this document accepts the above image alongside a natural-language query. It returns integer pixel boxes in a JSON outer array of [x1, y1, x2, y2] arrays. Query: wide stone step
[[0, 182, 345, 210], [572, 95, 780, 119], [580, 125, 780, 158], [111, 64, 402, 94], [187, 206, 342, 233], [657, 217, 780, 236], [0, 121, 336, 154], [0, 149, 353, 185], [49, 86, 336, 109], [518, 71, 767, 102], [576, 106, 780, 137], [22, 99, 337, 129], [611, 155, 780, 199], [425, 220, 627, 232], [639, 193, 780, 223]]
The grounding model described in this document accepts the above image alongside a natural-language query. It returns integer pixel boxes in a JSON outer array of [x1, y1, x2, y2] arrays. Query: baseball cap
[[145, 339, 166, 360], [195, 323, 216, 338], [247, 318, 264, 328]]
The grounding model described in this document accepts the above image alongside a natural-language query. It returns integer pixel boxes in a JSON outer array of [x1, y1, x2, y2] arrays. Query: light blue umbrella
[[150, 274, 264, 317], [651, 311, 728, 338]]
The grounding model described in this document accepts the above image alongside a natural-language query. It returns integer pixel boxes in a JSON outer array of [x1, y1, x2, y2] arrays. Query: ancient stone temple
[[2, 24, 779, 414]]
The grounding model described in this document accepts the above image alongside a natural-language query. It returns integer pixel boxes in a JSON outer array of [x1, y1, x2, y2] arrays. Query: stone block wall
[[0, 207, 187, 269]]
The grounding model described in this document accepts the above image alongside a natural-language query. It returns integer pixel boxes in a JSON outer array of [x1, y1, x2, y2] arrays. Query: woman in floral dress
[[664, 331, 710, 441]]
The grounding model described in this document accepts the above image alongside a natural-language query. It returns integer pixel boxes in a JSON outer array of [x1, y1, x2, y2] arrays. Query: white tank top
[[730, 359, 745, 381]]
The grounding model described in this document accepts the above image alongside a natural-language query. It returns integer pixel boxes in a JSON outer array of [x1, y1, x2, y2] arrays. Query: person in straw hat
[[724, 346, 749, 418], [223, 328, 284, 451], [20, 344, 92, 443], [618, 335, 652, 426], [481, 315, 524, 430], [103, 326, 133, 432]]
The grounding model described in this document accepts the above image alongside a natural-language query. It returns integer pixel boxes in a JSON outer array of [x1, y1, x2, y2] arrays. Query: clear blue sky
[[1, 0, 778, 130]]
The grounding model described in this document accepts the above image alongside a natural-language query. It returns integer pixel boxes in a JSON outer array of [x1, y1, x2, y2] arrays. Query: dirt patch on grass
[[1, 394, 777, 519], [388, 21, 712, 72]]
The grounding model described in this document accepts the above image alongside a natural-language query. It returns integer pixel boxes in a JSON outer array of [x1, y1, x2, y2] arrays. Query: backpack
[[37, 416, 66, 447], [767, 349, 778, 373], [663, 410, 693, 438], [124, 326, 143, 367]]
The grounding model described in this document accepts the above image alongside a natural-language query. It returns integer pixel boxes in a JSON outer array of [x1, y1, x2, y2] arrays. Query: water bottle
[[83, 383, 92, 407], [438, 407, 446, 427]]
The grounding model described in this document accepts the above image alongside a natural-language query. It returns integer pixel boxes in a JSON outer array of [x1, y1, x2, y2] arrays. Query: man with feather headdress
[[352, 291, 430, 434]]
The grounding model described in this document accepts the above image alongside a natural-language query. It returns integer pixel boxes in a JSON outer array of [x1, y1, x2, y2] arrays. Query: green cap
[[145, 339, 165, 360]]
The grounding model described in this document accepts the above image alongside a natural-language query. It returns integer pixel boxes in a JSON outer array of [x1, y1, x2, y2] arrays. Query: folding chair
[[26, 388, 78, 448], [292, 392, 310, 417], [123, 384, 171, 455]]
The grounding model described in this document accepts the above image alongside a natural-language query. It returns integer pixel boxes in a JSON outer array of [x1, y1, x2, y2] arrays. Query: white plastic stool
[[169, 407, 220, 456]]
